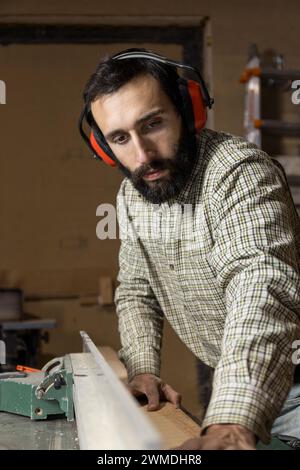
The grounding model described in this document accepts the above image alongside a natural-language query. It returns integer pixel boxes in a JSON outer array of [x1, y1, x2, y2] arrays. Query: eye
[[113, 134, 128, 145], [146, 119, 162, 129]]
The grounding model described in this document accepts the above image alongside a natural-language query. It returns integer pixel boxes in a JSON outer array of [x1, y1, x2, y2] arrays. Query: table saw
[[0, 332, 201, 449], [0, 332, 294, 450]]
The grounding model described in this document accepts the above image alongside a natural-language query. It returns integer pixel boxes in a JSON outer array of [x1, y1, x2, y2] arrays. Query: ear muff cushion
[[178, 78, 195, 134], [90, 130, 116, 167], [178, 78, 207, 133], [187, 80, 207, 131]]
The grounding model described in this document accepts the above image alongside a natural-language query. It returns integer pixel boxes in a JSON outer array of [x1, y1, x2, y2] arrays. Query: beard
[[115, 127, 197, 204]]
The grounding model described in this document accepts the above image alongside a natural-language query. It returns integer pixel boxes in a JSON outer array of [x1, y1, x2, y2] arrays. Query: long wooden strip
[[70, 332, 161, 450], [99, 346, 201, 449]]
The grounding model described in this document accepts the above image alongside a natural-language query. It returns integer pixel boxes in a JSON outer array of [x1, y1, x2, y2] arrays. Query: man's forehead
[[91, 74, 170, 131], [95, 74, 164, 108]]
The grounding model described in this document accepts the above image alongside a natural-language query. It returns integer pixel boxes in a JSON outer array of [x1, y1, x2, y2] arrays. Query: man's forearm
[[115, 279, 164, 381]]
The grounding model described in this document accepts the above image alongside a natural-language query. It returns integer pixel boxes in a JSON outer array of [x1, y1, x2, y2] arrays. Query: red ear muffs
[[187, 79, 207, 131], [178, 78, 207, 134], [90, 130, 116, 167], [78, 107, 117, 167]]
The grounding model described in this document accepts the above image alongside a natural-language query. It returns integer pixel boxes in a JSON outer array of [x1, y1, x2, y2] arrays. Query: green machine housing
[[0, 356, 74, 421]]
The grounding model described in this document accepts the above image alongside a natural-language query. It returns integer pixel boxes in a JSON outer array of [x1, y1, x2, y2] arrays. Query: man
[[81, 49, 300, 449]]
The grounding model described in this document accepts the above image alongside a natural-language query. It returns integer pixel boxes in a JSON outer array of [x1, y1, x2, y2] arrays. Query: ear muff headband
[[111, 50, 214, 109], [79, 50, 214, 166]]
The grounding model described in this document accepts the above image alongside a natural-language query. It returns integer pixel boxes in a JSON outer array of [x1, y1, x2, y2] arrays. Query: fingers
[[126, 383, 143, 397], [160, 382, 182, 408], [127, 375, 161, 410], [172, 438, 203, 450], [145, 382, 161, 411], [172, 436, 256, 450], [127, 374, 181, 411]]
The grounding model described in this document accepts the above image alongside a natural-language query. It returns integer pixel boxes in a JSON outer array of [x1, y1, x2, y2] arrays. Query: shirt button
[[169, 264, 175, 270]]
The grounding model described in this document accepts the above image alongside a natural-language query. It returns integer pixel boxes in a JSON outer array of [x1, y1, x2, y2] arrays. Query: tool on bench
[[0, 356, 74, 421]]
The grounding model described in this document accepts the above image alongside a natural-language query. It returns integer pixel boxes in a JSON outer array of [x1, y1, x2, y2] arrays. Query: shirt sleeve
[[201, 152, 300, 443], [115, 190, 164, 382]]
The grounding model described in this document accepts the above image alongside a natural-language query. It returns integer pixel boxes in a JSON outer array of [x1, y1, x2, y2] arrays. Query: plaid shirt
[[114, 128, 300, 443]]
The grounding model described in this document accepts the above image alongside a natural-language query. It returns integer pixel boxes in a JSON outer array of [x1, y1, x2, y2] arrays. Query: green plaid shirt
[[115, 128, 300, 443]]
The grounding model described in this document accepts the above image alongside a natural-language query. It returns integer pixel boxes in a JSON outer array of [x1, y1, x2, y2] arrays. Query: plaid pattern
[[114, 128, 300, 443]]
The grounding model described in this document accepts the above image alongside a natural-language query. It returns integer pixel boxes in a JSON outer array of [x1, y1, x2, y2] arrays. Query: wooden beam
[[70, 332, 161, 449]]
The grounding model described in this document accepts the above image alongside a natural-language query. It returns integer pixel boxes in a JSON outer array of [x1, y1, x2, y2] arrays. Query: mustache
[[132, 159, 173, 179]]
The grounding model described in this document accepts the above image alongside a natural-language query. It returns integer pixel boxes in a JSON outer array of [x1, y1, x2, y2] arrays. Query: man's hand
[[128, 373, 181, 411], [174, 424, 256, 450]]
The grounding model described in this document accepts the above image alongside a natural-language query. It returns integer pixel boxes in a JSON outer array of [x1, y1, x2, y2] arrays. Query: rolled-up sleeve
[[202, 154, 300, 443]]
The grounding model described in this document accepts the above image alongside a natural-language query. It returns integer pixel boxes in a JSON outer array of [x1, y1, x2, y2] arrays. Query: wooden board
[[99, 346, 201, 449]]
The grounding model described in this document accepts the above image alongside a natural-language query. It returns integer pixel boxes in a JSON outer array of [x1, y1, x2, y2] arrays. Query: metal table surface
[[0, 412, 79, 450]]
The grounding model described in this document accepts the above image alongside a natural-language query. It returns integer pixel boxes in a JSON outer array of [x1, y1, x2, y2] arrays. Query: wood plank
[[72, 334, 161, 450], [99, 346, 201, 449]]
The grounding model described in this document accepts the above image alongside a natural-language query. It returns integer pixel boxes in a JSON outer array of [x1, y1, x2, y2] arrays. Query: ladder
[[240, 44, 300, 149]]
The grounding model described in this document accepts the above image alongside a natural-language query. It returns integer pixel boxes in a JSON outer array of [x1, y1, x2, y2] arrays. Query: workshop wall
[[1, 0, 299, 136]]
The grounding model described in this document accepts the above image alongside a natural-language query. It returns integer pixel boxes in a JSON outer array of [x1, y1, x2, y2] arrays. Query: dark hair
[[83, 48, 183, 116]]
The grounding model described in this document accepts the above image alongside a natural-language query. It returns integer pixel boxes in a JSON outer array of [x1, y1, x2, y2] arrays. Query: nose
[[132, 134, 155, 165]]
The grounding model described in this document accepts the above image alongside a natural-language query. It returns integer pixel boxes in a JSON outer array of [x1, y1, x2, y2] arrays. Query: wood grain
[[100, 346, 201, 449]]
